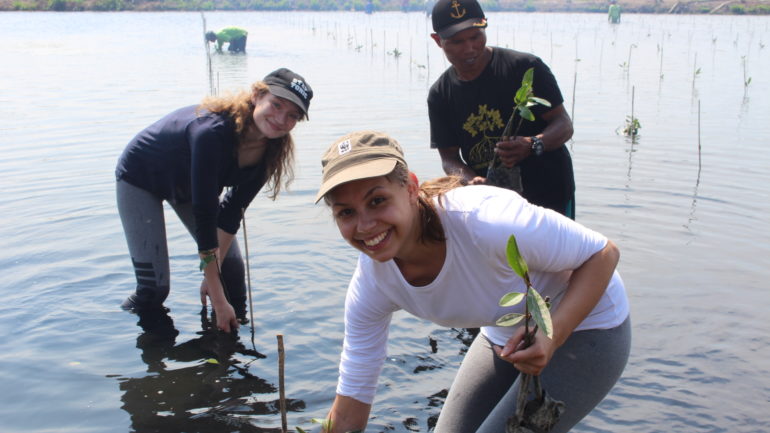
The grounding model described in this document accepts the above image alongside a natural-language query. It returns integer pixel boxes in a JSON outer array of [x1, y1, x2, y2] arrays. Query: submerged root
[[506, 374, 566, 433]]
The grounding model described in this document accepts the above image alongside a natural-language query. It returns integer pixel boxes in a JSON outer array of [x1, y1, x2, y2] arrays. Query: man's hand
[[495, 136, 532, 168]]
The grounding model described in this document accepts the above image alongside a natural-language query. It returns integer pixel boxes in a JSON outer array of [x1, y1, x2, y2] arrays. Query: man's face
[[432, 27, 488, 71]]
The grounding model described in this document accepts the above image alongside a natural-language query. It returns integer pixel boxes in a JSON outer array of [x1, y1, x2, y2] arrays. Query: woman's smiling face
[[251, 92, 302, 139], [328, 175, 419, 262]]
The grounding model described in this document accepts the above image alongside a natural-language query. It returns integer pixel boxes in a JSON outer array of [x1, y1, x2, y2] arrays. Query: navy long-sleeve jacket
[[116, 105, 267, 251]]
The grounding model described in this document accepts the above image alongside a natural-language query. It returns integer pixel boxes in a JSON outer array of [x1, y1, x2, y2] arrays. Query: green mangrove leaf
[[515, 85, 531, 105], [496, 312, 525, 327], [499, 291, 525, 307], [530, 96, 552, 107], [311, 418, 333, 430], [205, 358, 219, 364], [518, 106, 535, 121], [296, 428, 307, 433], [506, 235, 529, 278], [526, 288, 553, 339], [522, 67, 534, 86]]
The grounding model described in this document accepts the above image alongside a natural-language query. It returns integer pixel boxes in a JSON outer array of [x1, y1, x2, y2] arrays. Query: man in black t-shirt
[[428, 0, 576, 218]]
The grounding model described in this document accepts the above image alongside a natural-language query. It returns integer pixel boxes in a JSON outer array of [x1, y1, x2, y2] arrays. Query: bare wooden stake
[[697, 99, 702, 170], [241, 208, 256, 340], [277, 334, 287, 433]]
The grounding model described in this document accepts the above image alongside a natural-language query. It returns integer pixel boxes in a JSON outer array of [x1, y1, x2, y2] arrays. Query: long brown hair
[[199, 81, 297, 200], [385, 163, 467, 244]]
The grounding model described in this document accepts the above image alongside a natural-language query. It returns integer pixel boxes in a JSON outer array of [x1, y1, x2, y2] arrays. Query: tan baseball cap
[[315, 131, 406, 203]]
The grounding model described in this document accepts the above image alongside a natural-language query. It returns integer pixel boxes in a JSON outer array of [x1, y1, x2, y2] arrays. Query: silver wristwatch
[[531, 136, 544, 156]]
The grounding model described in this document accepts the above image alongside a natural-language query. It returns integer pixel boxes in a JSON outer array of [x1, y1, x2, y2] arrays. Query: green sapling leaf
[[311, 418, 332, 429], [526, 288, 554, 339], [506, 235, 529, 278], [515, 85, 531, 105], [529, 97, 552, 107], [521, 67, 534, 87], [496, 312, 525, 327], [518, 106, 535, 122], [499, 291, 525, 307]]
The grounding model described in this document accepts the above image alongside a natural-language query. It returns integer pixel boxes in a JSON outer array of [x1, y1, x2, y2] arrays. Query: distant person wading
[[608, 0, 622, 23], [206, 27, 248, 53]]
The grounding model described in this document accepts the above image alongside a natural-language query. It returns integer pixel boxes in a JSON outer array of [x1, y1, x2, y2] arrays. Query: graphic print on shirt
[[462, 104, 504, 172]]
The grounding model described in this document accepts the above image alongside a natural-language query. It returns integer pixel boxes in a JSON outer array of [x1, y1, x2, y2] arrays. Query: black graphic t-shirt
[[428, 47, 575, 209]]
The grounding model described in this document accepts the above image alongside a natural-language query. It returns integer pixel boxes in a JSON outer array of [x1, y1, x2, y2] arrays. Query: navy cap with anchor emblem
[[431, 0, 488, 39]]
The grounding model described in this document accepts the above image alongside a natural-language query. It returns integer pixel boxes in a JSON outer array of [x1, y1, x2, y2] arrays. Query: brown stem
[[488, 110, 524, 173], [277, 335, 287, 433]]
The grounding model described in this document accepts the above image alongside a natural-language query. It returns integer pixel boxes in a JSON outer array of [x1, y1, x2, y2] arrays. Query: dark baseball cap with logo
[[263, 68, 313, 119], [431, 0, 488, 39]]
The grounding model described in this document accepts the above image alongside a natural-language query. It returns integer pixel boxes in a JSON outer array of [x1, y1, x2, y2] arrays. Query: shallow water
[[1, 10, 769, 433]]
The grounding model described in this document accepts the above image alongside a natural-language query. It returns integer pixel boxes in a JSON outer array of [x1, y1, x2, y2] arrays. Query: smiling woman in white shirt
[[313, 130, 631, 433]]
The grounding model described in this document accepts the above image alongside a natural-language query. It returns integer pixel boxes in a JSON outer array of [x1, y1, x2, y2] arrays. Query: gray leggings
[[116, 180, 245, 308], [435, 317, 631, 433]]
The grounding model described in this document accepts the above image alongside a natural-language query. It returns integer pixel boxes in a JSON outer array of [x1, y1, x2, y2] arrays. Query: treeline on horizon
[[5, 0, 770, 14]]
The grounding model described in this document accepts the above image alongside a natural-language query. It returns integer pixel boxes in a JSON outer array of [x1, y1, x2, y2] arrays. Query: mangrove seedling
[[495, 234, 564, 433], [486, 67, 551, 191], [496, 234, 553, 339], [622, 116, 641, 138], [742, 56, 752, 88], [620, 86, 640, 141], [626, 43, 637, 70]]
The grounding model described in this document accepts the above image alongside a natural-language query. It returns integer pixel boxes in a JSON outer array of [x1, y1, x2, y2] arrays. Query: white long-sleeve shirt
[[336, 185, 629, 404]]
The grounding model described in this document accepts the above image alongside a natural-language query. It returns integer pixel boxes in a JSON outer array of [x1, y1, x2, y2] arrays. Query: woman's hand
[[493, 326, 556, 376], [325, 394, 371, 433], [211, 298, 239, 333], [199, 277, 239, 333]]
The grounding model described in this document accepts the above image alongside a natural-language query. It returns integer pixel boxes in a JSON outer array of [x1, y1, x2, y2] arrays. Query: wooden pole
[[277, 334, 287, 433], [697, 99, 702, 170], [241, 209, 256, 340]]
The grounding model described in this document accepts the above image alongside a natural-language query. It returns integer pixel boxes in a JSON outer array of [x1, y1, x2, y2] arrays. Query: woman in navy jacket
[[115, 68, 313, 332]]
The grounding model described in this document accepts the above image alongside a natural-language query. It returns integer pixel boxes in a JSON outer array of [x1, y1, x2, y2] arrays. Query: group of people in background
[[116, 0, 630, 431]]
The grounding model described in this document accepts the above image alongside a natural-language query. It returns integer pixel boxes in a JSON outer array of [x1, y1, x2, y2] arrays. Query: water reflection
[[209, 51, 250, 95], [116, 308, 304, 433], [685, 172, 701, 235]]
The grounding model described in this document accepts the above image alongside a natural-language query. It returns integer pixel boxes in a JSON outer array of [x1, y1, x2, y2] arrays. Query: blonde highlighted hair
[[199, 81, 297, 199]]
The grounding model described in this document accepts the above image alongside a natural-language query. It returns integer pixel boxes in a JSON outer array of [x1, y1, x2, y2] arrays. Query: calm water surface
[[1, 10, 769, 433]]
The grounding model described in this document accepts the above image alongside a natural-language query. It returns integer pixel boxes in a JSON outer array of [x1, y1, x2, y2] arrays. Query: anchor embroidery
[[449, 0, 466, 19]]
